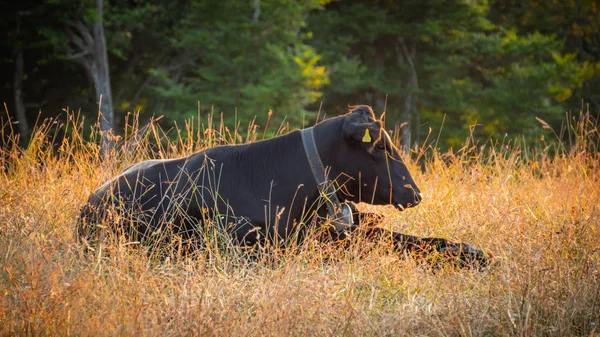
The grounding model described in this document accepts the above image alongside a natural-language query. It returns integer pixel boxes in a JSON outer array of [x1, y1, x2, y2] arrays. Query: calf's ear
[[343, 120, 381, 146]]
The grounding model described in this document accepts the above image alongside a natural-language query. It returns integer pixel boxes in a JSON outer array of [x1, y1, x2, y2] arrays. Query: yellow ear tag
[[362, 128, 372, 143]]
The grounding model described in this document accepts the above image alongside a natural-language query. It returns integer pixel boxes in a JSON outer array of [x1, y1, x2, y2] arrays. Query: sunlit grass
[[0, 108, 598, 336]]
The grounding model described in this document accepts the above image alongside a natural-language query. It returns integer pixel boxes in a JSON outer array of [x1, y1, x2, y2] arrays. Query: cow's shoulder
[[187, 144, 243, 165], [121, 158, 179, 174]]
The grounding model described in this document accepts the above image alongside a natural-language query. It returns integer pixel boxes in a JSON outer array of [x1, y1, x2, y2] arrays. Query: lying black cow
[[78, 105, 488, 267]]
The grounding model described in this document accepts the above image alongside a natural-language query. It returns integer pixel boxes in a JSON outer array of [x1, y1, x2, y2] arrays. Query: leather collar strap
[[300, 127, 352, 232]]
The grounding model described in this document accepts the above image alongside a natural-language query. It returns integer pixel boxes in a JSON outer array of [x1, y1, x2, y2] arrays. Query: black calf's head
[[323, 105, 421, 210]]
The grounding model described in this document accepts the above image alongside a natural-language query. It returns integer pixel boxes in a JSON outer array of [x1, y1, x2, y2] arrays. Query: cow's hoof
[[439, 243, 491, 271]]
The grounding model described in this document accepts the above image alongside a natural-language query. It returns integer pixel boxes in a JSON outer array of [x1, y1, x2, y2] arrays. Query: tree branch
[[66, 21, 96, 69], [68, 21, 95, 51], [397, 37, 419, 88], [66, 50, 91, 60], [132, 75, 153, 103], [24, 99, 47, 109]]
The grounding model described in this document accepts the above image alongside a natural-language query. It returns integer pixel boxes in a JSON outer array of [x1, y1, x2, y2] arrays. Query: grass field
[[1, 111, 599, 336]]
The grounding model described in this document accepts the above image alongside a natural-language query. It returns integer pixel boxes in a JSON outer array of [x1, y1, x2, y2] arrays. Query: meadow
[[1, 110, 599, 336]]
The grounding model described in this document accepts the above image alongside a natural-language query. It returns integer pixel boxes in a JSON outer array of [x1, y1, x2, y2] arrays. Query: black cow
[[78, 105, 488, 267]]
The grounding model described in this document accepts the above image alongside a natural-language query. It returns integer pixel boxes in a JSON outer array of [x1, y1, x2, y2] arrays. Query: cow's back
[[78, 132, 313, 245], [78, 156, 193, 241]]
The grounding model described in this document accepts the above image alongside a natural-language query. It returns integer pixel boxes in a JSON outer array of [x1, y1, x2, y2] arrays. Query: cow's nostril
[[415, 192, 423, 203]]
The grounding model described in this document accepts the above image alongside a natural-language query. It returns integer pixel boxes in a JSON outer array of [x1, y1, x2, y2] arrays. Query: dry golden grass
[[0, 110, 599, 336]]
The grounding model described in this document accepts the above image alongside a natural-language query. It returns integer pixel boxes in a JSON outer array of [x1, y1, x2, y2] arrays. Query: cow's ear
[[343, 121, 381, 147]]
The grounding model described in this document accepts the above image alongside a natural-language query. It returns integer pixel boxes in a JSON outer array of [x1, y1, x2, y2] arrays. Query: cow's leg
[[354, 213, 490, 269]]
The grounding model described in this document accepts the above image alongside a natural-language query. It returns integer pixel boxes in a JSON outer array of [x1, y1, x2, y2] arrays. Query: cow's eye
[[375, 142, 385, 151]]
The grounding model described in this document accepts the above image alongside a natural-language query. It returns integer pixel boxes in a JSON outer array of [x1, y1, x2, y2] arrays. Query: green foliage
[[1, 0, 598, 148], [147, 0, 329, 126], [305, 0, 598, 148], [489, 0, 600, 117]]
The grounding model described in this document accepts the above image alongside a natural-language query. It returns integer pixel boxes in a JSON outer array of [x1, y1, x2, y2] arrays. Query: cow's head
[[319, 105, 422, 210]]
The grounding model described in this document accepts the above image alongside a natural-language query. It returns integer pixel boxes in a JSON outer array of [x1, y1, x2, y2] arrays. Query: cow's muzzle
[[414, 192, 423, 204], [394, 191, 423, 211]]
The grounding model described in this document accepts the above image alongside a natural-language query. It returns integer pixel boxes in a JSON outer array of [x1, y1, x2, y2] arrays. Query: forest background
[[2, 0, 600, 149]]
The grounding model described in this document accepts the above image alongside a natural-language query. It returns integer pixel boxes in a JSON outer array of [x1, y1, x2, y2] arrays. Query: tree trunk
[[67, 0, 114, 155], [13, 49, 29, 138], [253, 0, 260, 22], [93, 0, 114, 154], [398, 37, 419, 152], [414, 101, 420, 145], [401, 93, 413, 151], [374, 53, 387, 117], [13, 11, 29, 139]]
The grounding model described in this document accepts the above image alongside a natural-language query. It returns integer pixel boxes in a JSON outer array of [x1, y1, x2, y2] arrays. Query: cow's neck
[[311, 117, 346, 191], [300, 122, 355, 230], [241, 119, 345, 224], [241, 129, 322, 202]]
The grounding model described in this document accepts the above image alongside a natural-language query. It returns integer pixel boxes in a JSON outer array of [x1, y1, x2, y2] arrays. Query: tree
[[67, 0, 114, 153], [0, 0, 120, 146], [100, 0, 190, 129], [306, 0, 593, 149], [13, 27, 28, 137], [2, 0, 596, 149], [149, 0, 330, 127], [3, 6, 51, 139], [490, 0, 600, 115], [306, 0, 497, 148]]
